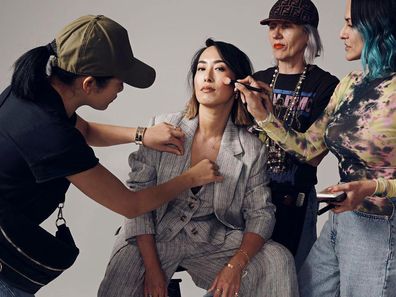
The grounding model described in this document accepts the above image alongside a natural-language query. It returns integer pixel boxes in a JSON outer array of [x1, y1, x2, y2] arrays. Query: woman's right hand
[[143, 122, 186, 155], [144, 267, 168, 297], [185, 159, 223, 187], [234, 76, 273, 121]]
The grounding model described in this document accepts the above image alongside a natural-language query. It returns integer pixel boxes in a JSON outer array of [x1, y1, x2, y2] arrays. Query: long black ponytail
[[11, 42, 113, 101], [11, 46, 52, 100]]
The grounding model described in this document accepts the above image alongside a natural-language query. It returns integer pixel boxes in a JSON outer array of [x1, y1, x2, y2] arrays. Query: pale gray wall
[[0, 1, 359, 296]]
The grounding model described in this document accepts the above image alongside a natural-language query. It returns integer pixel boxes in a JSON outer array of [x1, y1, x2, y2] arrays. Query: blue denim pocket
[[353, 209, 394, 221], [354, 197, 395, 219]]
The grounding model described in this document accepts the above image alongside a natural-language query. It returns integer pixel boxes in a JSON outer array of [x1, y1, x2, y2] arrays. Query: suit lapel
[[155, 116, 198, 220], [156, 116, 198, 183], [155, 115, 243, 221], [213, 118, 244, 218]]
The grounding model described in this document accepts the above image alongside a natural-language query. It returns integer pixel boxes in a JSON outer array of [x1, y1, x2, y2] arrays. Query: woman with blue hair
[[237, 0, 396, 295]]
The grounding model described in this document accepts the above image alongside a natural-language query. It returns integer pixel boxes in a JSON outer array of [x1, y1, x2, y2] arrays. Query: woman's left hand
[[327, 180, 376, 213], [208, 264, 242, 297], [143, 122, 185, 155]]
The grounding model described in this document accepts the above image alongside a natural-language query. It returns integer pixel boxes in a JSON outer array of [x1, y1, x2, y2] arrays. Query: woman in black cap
[[235, 0, 339, 271], [0, 15, 222, 297], [237, 0, 396, 295]]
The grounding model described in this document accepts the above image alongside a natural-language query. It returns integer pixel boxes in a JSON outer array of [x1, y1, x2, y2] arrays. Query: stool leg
[[167, 279, 182, 297]]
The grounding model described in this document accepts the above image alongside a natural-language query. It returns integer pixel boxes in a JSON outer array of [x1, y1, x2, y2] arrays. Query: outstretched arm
[[75, 115, 185, 155], [67, 160, 223, 219], [326, 179, 396, 213], [235, 75, 348, 162]]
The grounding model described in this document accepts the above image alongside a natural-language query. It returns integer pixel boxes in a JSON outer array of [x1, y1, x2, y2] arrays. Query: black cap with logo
[[260, 0, 319, 28]]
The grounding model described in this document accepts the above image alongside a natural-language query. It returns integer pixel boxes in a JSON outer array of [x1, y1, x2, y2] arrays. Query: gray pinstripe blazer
[[123, 112, 275, 242]]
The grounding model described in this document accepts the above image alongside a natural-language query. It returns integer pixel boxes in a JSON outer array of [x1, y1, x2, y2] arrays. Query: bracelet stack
[[226, 262, 247, 277], [373, 177, 396, 198], [237, 249, 250, 264], [134, 127, 147, 145], [225, 248, 250, 277], [373, 177, 388, 197]]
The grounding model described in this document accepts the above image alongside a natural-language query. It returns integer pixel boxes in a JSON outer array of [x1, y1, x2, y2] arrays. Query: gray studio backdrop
[[0, 1, 359, 296]]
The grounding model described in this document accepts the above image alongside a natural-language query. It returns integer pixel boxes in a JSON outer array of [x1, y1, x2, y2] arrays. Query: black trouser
[[271, 187, 311, 256]]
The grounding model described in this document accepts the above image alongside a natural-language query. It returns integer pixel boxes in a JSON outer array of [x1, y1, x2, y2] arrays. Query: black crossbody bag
[[0, 204, 79, 293], [0, 88, 79, 293]]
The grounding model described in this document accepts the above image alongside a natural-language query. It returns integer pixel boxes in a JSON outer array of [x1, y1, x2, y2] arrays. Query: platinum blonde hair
[[303, 24, 323, 64]]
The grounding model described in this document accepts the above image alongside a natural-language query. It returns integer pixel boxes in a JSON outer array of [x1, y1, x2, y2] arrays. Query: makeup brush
[[223, 77, 264, 93]]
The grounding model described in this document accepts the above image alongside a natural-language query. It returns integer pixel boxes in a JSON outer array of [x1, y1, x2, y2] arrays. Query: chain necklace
[[266, 65, 308, 173]]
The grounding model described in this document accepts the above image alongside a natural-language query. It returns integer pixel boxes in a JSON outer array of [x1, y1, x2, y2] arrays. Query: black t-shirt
[[254, 65, 339, 189], [0, 86, 98, 224]]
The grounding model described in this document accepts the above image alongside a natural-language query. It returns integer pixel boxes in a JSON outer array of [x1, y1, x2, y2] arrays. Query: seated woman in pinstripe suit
[[98, 38, 298, 297]]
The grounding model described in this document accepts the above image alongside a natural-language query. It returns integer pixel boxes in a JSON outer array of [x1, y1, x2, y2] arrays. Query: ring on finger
[[234, 292, 239, 296], [215, 288, 222, 292]]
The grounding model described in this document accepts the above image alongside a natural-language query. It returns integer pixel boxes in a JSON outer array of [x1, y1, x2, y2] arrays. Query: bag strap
[[56, 203, 67, 227]]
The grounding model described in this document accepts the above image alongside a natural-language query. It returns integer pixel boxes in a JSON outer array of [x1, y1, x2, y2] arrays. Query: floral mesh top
[[259, 71, 396, 216]]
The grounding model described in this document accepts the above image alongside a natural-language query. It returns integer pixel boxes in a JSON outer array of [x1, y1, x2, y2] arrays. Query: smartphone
[[203, 292, 214, 297], [317, 190, 347, 203]]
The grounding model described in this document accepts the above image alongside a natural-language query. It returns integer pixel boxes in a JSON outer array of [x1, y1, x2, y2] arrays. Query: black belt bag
[[0, 204, 79, 293]]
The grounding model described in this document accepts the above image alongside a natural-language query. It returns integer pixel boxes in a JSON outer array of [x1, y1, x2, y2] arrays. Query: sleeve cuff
[[256, 113, 275, 130], [123, 214, 156, 241]]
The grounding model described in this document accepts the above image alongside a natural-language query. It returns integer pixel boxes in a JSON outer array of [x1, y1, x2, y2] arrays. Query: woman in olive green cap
[[0, 15, 222, 296]]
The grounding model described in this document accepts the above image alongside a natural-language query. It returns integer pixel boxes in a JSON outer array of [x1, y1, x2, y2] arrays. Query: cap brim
[[118, 57, 156, 89], [260, 18, 271, 25], [260, 17, 305, 26], [260, 18, 288, 25]]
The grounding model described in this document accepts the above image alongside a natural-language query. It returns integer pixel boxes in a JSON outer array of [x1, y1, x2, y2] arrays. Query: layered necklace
[[266, 65, 308, 173]]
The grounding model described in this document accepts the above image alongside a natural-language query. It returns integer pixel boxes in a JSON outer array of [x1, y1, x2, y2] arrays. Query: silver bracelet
[[255, 113, 273, 128], [134, 127, 147, 145]]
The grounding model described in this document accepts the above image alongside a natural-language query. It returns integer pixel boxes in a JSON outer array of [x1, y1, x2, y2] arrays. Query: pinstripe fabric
[[124, 112, 275, 241], [98, 112, 298, 297], [99, 228, 298, 297]]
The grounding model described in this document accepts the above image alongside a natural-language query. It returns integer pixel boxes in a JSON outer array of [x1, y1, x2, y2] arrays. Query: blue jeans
[[298, 199, 396, 297], [0, 278, 34, 297]]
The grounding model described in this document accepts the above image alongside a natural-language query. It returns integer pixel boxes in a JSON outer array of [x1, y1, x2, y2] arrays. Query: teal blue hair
[[351, 0, 396, 80]]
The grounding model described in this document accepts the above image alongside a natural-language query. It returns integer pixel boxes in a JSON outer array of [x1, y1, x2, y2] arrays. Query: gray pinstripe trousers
[[98, 228, 298, 297]]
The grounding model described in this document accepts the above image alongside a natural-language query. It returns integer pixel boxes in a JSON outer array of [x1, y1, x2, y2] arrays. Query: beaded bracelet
[[134, 126, 147, 145]]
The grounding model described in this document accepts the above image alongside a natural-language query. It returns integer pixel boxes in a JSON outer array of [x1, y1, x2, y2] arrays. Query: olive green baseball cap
[[55, 15, 155, 88]]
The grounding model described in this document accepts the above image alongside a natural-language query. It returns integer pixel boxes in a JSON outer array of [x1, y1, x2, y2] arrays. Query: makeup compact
[[317, 190, 347, 203], [317, 188, 347, 215]]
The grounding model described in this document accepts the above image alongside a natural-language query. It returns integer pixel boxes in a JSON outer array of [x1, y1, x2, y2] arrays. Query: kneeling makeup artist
[[0, 15, 222, 297]]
